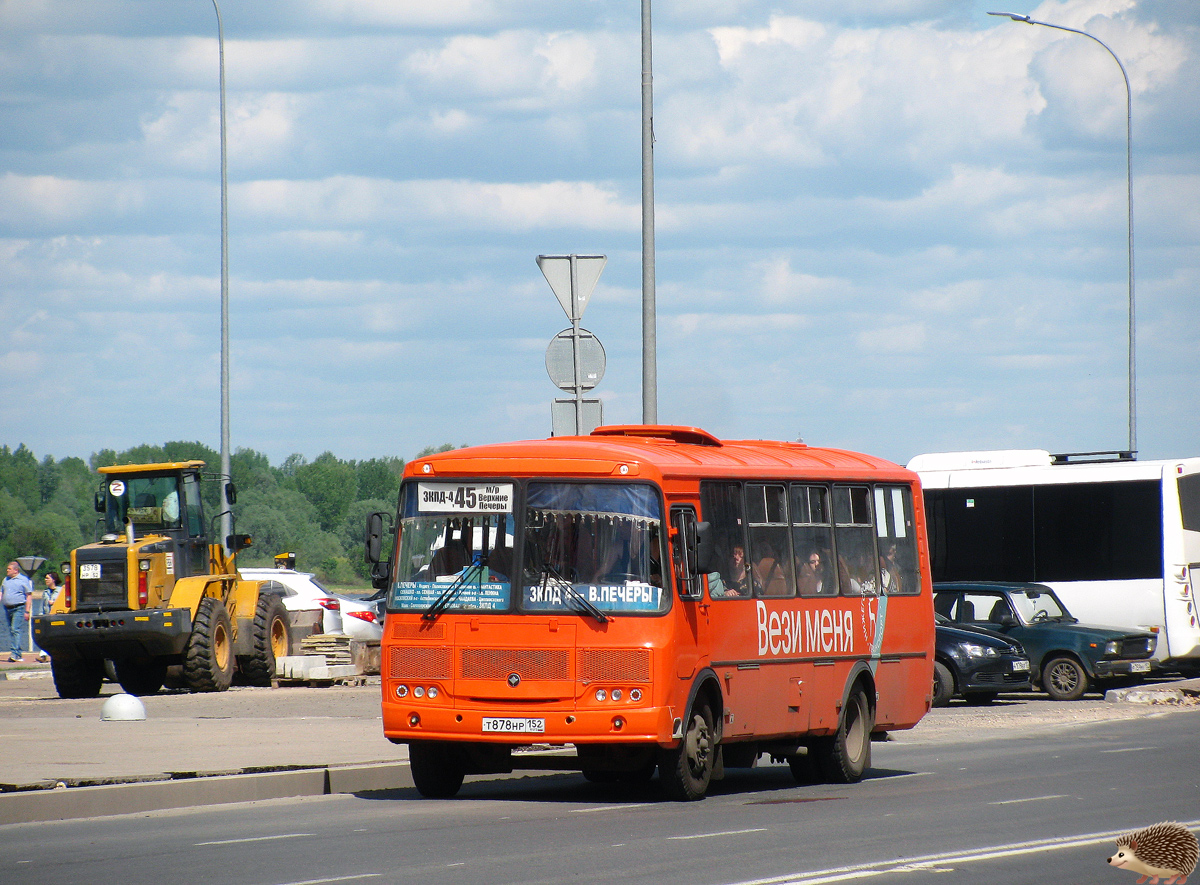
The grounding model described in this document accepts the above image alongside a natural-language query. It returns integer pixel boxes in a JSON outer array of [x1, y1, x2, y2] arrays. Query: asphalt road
[[1, 684, 1197, 885]]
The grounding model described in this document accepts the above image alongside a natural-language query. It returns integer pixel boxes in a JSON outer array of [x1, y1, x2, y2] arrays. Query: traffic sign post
[[537, 254, 607, 436]]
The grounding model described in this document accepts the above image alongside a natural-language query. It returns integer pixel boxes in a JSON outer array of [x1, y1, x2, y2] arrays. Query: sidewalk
[[0, 657, 412, 825]]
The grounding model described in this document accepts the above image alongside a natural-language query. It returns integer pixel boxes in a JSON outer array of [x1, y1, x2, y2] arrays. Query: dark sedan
[[934, 582, 1157, 700], [934, 613, 1032, 706]]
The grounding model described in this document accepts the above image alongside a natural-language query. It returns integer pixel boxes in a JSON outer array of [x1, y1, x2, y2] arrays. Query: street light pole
[[641, 0, 657, 425], [989, 11, 1136, 456], [211, 0, 232, 545]]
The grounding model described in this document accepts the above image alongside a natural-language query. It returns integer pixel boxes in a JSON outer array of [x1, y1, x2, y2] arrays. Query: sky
[[1, 0, 1197, 469]]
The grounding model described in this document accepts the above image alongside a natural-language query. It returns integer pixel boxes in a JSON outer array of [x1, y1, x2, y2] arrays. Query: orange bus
[[365, 426, 934, 800]]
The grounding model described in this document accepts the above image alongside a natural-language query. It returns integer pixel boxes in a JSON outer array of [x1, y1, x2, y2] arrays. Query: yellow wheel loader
[[34, 461, 289, 698]]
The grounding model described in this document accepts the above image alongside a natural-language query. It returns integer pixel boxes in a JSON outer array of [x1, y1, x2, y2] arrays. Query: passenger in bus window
[[797, 551, 820, 595], [723, 544, 753, 597], [879, 543, 902, 594]]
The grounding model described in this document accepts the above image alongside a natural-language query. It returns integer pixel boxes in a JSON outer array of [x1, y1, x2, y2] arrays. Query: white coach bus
[[908, 449, 1200, 670]]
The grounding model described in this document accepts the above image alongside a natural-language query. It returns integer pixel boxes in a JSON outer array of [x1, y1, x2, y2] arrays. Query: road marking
[[988, 794, 1069, 805], [669, 828, 769, 841], [269, 877, 382, 885], [196, 833, 315, 846], [571, 802, 655, 813], [724, 821, 1200, 885], [1100, 746, 1154, 754]]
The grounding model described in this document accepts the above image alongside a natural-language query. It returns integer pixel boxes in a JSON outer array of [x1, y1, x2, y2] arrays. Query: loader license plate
[[481, 717, 545, 734], [1130, 661, 1151, 673], [79, 564, 101, 580]]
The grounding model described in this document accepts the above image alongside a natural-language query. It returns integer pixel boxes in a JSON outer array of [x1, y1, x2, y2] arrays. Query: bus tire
[[51, 656, 104, 699], [183, 597, 234, 693], [932, 661, 954, 707], [241, 594, 289, 687], [1042, 656, 1087, 701], [811, 683, 873, 784], [658, 700, 715, 801], [409, 741, 465, 798], [114, 657, 168, 696]]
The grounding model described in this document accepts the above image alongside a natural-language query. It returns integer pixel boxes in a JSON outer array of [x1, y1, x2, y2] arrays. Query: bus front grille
[[578, 648, 651, 683], [460, 648, 570, 681], [389, 646, 452, 679]]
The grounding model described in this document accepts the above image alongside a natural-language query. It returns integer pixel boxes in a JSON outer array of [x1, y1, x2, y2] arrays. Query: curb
[[0, 762, 413, 826]]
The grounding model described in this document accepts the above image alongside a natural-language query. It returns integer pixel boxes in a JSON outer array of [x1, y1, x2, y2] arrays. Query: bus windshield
[[388, 480, 668, 617], [521, 482, 667, 616], [390, 482, 517, 615]]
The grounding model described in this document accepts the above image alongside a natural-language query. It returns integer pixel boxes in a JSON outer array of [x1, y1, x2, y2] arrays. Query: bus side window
[[747, 484, 795, 598], [834, 486, 878, 596], [699, 482, 750, 599], [792, 485, 837, 597], [874, 485, 921, 595]]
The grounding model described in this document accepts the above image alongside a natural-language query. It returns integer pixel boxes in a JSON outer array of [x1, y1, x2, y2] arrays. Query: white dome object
[[100, 693, 146, 721]]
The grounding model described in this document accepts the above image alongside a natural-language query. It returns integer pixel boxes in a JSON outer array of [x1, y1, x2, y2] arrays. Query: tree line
[[0, 441, 459, 587]]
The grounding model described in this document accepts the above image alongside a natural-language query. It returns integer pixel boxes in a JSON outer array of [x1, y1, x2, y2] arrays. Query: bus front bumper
[[382, 703, 678, 748], [34, 609, 193, 660]]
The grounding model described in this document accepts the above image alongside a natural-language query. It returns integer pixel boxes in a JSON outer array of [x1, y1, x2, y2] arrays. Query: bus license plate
[[1011, 660, 1030, 672], [481, 717, 545, 734], [1130, 661, 1151, 673]]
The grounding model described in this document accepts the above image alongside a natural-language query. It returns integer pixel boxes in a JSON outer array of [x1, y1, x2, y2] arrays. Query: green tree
[[294, 452, 357, 533], [355, 457, 403, 503], [7, 511, 83, 571], [0, 444, 40, 510]]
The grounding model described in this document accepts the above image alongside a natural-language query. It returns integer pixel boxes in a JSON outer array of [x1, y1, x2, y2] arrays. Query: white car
[[335, 594, 384, 642], [239, 568, 382, 642]]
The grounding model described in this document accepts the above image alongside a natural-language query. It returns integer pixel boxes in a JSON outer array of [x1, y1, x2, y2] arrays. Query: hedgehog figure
[[1108, 822, 1199, 885]]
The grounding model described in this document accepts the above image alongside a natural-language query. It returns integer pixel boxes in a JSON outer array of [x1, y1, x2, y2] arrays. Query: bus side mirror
[[695, 521, 715, 573], [365, 511, 393, 590]]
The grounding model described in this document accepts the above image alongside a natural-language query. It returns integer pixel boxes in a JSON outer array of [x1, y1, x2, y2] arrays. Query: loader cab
[[97, 462, 210, 578]]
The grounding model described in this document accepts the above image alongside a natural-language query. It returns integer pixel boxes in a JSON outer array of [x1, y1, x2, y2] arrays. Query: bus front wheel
[[658, 700, 715, 801], [810, 683, 873, 784], [409, 741, 465, 798]]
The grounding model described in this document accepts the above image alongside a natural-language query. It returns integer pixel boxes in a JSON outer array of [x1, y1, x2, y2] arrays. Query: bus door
[[669, 503, 709, 685]]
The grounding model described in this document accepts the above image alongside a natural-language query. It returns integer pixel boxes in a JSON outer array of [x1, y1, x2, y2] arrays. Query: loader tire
[[241, 594, 290, 687], [114, 656, 168, 696], [183, 597, 234, 692], [51, 656, 104, 699]]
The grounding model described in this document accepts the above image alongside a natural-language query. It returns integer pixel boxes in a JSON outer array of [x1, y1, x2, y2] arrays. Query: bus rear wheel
[[409, 741, 465, 798], [658, 700, 715, 801], [810, 683, 873, 784]]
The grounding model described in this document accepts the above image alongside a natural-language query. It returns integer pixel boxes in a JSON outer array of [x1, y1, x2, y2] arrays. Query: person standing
[[2, 562, 33, 662], [33, 572, 61, 662]]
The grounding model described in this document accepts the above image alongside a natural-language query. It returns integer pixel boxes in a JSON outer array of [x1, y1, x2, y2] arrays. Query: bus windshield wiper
[[423, 556, 489, 621], [423, 519, 495, 621], [537, 562, 608, 624]]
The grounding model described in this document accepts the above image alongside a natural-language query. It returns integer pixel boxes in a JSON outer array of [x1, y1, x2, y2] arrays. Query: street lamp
[[641, 0, 657, 424], [211, 0, 232, 544], [989, 11, 1136, 456]]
